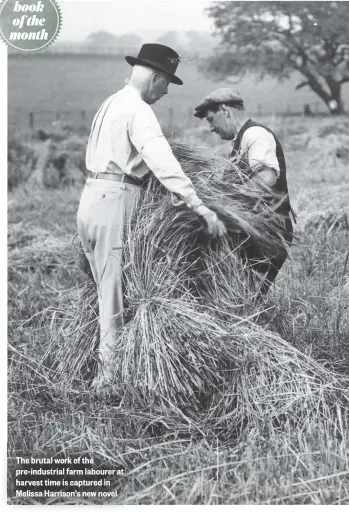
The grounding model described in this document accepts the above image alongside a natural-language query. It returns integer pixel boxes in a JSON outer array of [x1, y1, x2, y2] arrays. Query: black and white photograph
[[6, 0, 349, 505]]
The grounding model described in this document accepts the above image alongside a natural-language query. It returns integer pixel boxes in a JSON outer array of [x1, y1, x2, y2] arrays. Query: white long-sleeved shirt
[[86, 84, 201, 207]]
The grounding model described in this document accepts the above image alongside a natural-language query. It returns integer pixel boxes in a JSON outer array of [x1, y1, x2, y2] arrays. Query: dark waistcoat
[[230, 119, 291, 216]]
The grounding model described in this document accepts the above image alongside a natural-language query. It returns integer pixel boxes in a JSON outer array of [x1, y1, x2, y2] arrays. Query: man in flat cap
[[77, 44, 226, 395], [194, 88, 294, 295]]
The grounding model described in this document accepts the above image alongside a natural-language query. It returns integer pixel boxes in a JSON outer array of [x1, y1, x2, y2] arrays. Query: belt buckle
[[93, 172, 98, 180], [120, 174, 126, 190]]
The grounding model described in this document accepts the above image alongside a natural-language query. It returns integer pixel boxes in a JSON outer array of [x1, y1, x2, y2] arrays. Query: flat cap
[[194, 88, 243, 118]]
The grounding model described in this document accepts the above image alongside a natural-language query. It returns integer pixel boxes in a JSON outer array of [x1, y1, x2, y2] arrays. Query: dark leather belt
[[88, 171, 149, 187]]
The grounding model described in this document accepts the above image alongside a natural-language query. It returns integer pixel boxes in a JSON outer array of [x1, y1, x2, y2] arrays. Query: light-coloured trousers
[[77, 177, 141, 370]]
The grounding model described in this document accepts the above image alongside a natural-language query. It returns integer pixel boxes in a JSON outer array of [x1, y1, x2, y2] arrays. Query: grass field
[[7, 110, 349, 504], [8, 54, 349, 133]]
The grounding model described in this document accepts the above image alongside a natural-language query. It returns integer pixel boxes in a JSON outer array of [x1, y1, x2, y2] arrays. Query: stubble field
[[7, 53, 349, 505], [7, 110, 349, 504]]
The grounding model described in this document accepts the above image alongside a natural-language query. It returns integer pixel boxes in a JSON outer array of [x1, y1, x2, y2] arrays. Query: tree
[[85, 32, 142, 54], [86, 31, 118, 47], [157, 31, 214, 58], [117, 34, 142, 49], [204, 1, 349, 114], [186, 31, 214, 57], [157, 31, 188, 56]]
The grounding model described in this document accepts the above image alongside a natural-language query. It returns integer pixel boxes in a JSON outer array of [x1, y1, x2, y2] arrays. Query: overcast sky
[[59, 1, 214, 42]]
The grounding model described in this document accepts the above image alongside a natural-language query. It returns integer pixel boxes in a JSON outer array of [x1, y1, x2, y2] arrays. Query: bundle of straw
[[48, 141, 349, 437], [295, 181, 349, 234]]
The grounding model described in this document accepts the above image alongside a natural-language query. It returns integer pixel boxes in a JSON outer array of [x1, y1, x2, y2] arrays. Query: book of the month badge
[[0, 0, 62, 52]]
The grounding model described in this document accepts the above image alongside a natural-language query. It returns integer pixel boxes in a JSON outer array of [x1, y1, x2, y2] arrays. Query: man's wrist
[[187, 194, 203, 210]]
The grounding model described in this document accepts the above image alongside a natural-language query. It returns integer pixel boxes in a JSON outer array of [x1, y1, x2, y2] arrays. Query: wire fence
[[9, 101, 328, 135], [8, 108, 179, 134]]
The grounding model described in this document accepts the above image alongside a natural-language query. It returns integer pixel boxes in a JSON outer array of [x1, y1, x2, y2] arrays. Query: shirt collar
[[124, 84, 142, 99]]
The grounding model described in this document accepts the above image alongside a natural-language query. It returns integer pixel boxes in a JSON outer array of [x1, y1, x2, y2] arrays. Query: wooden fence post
[[168, 107, 174, 136], [188, 106, 193, 128], [29, 112, 34, 130]]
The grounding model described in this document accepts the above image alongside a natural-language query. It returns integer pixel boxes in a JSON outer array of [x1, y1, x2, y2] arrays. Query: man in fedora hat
[[194, 88, 294, 295], [77, 44, 226, 395]]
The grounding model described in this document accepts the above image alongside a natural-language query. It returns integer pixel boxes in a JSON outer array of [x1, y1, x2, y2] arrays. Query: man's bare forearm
[[249, 167, 278, 188]]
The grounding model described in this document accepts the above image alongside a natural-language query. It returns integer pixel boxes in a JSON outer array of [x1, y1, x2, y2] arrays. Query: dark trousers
[[244, 216, 293, 296]]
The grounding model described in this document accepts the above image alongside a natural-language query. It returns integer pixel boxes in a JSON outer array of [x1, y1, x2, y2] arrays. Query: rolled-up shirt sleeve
[[128, 103, 202, 208], [242, 127, 280, 177]]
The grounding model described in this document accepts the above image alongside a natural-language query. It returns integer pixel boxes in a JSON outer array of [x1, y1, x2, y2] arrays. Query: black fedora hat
[[125, 43, 183, 85]]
